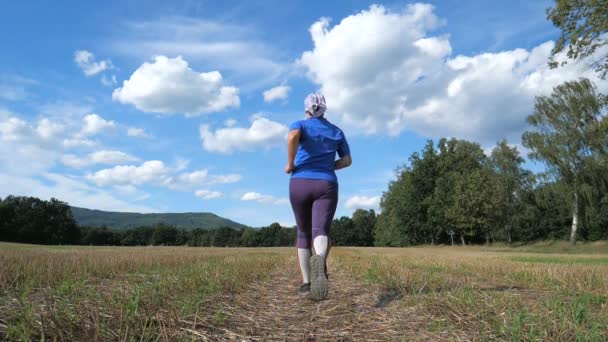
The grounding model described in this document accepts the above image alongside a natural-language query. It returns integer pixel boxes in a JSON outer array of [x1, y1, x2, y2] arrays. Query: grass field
[[1, 242, 607, 341]]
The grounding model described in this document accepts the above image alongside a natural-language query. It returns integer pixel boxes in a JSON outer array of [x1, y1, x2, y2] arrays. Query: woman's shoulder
[[288, 119, 304, 131], [321, 118, 345, 134]]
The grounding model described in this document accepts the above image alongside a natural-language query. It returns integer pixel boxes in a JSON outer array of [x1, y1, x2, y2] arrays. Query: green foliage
[[522, 78, 608, 244], [448, 167, 495, 244], [150, 224, 179, 246], [0, 196, 80, 244], [547, 0, 608, 78], [333, 210, 377, 246], [488, 140, 533, 243]]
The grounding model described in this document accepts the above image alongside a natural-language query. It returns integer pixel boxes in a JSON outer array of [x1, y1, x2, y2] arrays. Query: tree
[[547, 0, 608, 78], [82, 226, 119, 245], [121, 226, 154, 246], [374, 167, 413, 246], [448, 168, 495, 245], [240, 228, 259, 247], [489, 140, 533, 244], [0, 195, 80, 244], [151, 224, 179, 245], [522, 78, 607, 244], [211, 226, 240, 247], [351, 209, 377, 246]]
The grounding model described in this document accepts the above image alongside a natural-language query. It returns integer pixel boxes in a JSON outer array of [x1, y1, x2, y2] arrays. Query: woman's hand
[[285, 163, 296, 174], [335, 155, 352, 170]]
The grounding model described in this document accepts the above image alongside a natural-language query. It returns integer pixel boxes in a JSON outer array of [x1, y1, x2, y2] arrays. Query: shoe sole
[[310, 255, 328, 301]]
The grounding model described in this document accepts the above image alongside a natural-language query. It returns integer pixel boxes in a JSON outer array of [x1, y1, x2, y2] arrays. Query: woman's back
[[289, 117, 349, 183]]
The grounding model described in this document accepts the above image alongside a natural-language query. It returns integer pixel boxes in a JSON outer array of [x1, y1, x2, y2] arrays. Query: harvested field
[[1, 243, 607, 341]]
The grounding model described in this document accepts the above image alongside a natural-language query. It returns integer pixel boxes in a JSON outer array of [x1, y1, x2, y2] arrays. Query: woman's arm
[[335, 155, 352, 170], [285, 129, 301, 173]]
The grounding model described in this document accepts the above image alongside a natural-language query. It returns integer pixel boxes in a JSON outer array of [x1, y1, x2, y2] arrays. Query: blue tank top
[[288, 117, 350, 183]]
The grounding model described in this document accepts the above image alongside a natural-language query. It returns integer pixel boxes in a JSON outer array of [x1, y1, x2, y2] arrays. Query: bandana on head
[[304, 92, 327, 118]]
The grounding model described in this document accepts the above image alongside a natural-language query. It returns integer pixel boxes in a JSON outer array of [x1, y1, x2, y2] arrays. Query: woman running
[[285, 92, 352, 300]]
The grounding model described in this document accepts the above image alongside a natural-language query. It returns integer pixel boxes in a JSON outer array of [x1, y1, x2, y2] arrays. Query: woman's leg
[[289, 179, 313, 285], [311, 181, 338, 258], [309, 181, 338, 300]]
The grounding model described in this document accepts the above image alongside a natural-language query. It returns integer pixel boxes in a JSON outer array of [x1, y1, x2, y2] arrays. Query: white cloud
[[111, 17, 287, 90], [0, 172, 156, 213], [345, 195, 381, 210], [127, 127, 150, 138], [195, 189, 223, 200], [36, 118, 65, 140], [298, 4, 607, 144], [0, 111, 156, 213], [74, 50, 113, 76], [210, 174, 243, 184], [0, 115, 67, 174], [200, 115, 288, 153], [62, 150, 139, 168], [86, 160, 169, 186], [241, 192, 288, 205], [101, 74, 118, 86], [112, 55, 240, 116], [81, 114, 115, 136], [164, 169, 242, 190], [62, 138, 96, 148], [263, 85, 290, 102], [87, 160, 242, 191]]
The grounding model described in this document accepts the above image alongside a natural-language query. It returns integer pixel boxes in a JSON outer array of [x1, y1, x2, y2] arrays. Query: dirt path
[[182, 256, 442, 341]]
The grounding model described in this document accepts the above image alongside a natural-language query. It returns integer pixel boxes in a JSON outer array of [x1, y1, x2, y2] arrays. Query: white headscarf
[[304, 92, 327, 118]]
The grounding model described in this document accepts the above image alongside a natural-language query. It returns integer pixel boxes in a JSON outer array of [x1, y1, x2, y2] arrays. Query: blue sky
[[1, 0, 606, 227]]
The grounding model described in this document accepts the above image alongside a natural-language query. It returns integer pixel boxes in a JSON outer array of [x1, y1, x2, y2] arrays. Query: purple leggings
[[289, 178, 338, 249]]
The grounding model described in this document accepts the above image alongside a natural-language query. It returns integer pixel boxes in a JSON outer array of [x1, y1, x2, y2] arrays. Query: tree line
[[0, 196, 297, 247], [0, 194, 378, 247]]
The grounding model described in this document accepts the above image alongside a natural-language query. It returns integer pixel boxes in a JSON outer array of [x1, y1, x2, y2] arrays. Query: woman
[[285, 92, 352, 300]]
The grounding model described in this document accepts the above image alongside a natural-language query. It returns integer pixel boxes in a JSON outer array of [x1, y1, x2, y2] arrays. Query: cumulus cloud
[[263, 85, 290, 102], [299, 4, 607, 144], [195, 189, 223, 200], [62, 150, 139, 168], [87, 160, 242, 191], [81, 114, 116, 136], [74, 50, 113, 76], [0, 110, 157, 213], [200, 115, 288, 153], [164, 169, 242, 190], [127, 127, 150, 138], [345, 195, 381, 210], [0, 115, 68, 173], [86, 160, 169, 186], [0, 172, 156, 213], [0, 112, 157, 213], [241, 192, 288, 205], [110, 17, 287, 90], [112, 55, 240, 116]]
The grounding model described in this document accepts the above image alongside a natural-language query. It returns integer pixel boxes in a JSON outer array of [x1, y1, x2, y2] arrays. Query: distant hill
[[70, 207, 248, 230]]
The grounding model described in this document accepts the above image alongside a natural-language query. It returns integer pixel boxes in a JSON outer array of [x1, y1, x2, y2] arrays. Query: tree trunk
[[460, 234, 465, 246], [485, 232, 490, 246], [570, 191, 579, 245], [507, 230, 512, 245]]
